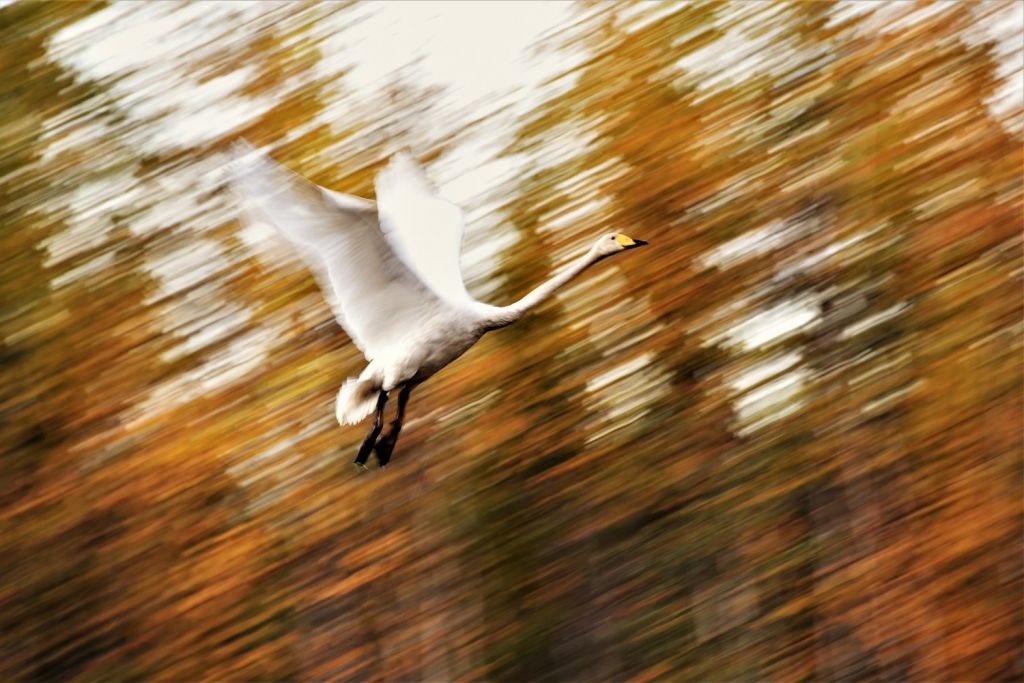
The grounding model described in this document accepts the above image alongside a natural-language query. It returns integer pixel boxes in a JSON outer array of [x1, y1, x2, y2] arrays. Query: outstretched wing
[[374, 153, 472, 304], [229, 142, 441, 360]]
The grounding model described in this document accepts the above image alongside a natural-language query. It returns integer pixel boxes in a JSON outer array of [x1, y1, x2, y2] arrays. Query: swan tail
[[336, 375, 382, 426]]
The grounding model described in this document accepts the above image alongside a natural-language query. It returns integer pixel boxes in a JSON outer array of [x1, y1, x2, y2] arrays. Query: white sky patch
[[728, 352, 808, 433], [730, 351, 803, 393], [588, 352, 652, 394], [735, 367, 807, 417], [736, 395, 806, 436], [335, 1, 571, 112], [168, 305, 251, 359], [828, 1, 877, 27], [729, 297, 819, 351], [979, 1, 1024, 133], [44, 179, 124, 261], [434, 138, 525, 291], [137, 69, 271, 150], [676, 3, 797, 92], [700, 219, 789, 269], [585, 351, 669, 443], [51, 4, 274, 151], [146, 239, 231, 298], [842, 302, 907, 340], [776, 229, 876, 282], [126, 325, 274, 431], [872, 1, 960, 35], [732, 358, 810, 435]]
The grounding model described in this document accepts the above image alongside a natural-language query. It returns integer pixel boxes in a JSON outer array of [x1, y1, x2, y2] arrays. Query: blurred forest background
[[2, 1, 1022, 681]]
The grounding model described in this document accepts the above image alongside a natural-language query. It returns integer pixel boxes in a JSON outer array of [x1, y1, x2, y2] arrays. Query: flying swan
[[230, 142, 647, 468]]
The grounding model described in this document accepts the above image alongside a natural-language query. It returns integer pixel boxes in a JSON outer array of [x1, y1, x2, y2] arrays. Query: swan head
[[593, 232, 649, 258]]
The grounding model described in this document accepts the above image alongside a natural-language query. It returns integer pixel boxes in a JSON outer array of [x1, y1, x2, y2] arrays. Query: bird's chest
[[403, 317, 483, 383]]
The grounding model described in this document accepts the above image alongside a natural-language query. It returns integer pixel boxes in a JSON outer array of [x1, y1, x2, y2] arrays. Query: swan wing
[[230, 142, 441, 360], [374, 153, 472, 304]]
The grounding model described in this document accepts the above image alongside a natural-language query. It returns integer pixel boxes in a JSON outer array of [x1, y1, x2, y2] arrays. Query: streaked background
[[2, 1, 1022, 680]]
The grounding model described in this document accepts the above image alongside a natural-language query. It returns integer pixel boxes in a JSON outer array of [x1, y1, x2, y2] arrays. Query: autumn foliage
[[2, 2, 1022, 681]]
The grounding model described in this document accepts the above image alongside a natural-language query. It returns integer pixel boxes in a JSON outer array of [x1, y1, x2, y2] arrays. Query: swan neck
[[483, 248, 600, 330]]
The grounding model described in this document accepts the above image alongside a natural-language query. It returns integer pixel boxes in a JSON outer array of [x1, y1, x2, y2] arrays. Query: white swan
[[230, 142, 647, 468]]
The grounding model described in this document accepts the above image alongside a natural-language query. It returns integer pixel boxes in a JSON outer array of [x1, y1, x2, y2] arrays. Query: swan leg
[[373, 384, 413, 467], [354, 390, 389, 467]]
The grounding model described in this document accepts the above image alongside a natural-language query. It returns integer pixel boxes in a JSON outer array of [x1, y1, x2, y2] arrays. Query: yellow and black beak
[[614, 233, 649, 248]]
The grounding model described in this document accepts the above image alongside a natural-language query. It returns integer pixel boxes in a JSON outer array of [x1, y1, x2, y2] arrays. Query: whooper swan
[[230, 143, 647, 468]]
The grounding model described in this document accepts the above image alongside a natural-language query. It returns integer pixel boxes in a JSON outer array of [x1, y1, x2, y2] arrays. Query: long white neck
[[481, 246, 603, 330]]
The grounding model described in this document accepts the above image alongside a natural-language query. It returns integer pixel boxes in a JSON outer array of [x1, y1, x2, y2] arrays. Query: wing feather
[[229, 143, 441, 360], [374, 153, 472, 304]]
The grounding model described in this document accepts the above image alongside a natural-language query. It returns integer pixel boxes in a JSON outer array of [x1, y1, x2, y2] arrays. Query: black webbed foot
[[354, 437, 376, 467], [372, 384, 412, 468], [354, 391, 388, 467], [373, 425, 400, 467]]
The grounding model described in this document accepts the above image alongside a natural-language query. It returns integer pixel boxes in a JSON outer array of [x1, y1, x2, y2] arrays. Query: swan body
[[230, 142, 647, 467], [338, 301, 490, 425]]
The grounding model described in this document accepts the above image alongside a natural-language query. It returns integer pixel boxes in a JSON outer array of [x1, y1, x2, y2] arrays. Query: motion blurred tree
[[503, 4, 777, 679], [501, 1, 1023, 679], [0, 3, 357, 679], [0, 2, 186, 679], [732, 4, 1024, 679], [2, 1, 1021, 681]]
